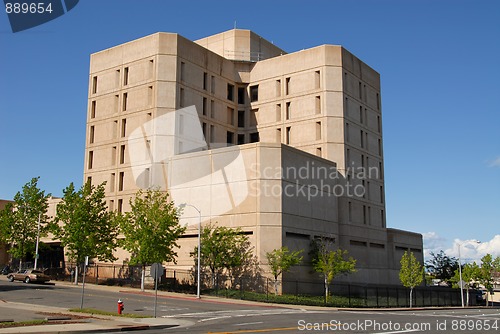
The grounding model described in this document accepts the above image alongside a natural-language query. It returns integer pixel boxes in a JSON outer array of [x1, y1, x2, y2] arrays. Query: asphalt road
[[1, 279, 499, 333]]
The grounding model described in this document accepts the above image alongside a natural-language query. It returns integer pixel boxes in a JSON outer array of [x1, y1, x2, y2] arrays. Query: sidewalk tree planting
[[119, 189, 186, 291], [192, 222, 253, 288], [310, 238, 356, 302], [399, 250, 424, 308], [265, 247, 303, 295], [0, 177, 50, 270], [478, 254, 500, 306], [53, 181, 118, 283], [452, 262, 481, 306], [425, 250, 459, 287]]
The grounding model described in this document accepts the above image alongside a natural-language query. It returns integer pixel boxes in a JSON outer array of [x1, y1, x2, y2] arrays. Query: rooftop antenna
[[234, 20, 236, 29]]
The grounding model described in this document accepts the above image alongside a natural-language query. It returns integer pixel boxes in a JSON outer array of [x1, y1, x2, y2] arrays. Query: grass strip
[[69, 308, 149, 318]]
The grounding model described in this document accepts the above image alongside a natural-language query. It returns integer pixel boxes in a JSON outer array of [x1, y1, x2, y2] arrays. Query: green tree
[[119, 189, 186, 291], [399, 251, 424, 308], [425, 250, 459, 286], [53, 181, 118, 283], [452, 262, 480, 306], [0, 177, 50, 269], [311, 238, 356, 302], [478, 254, 500, 306], [265, 247, 303, 295], [192, 222, 253, 288]]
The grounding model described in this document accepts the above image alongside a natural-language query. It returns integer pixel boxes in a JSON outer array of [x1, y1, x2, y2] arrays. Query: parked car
[[1, 265, 13, 275], [6, 269, 50, 283]]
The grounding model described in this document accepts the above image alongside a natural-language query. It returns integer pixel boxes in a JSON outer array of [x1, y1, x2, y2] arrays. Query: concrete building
[[82, 29, 423, 287]]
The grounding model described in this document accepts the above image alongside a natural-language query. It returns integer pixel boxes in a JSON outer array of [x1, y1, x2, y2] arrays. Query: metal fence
[[42, 264, 482, 308]]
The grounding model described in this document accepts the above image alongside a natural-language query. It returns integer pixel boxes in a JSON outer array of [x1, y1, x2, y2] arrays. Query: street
[[1, 279, 499, 333]]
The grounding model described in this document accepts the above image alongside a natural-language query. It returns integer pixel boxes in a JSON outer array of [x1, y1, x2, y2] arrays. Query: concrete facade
[[80, 29, 422, 286]]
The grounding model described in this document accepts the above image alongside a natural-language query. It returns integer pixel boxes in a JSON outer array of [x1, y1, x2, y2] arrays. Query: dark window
[[89, 126, 95, 144], [202, 97, 207, 115], [238, 110, 245, 128], [203, 72, 208, 90], [122, 93, 128, 111], [118, 172, 124, 191], [88, 151, 93, 169], [237, 87, 245, 104], [92, 76, 97, 94], [117, 199, 123, 213], [120, 145, 125, 164], [226, 131, 234, 144], [121, 119, 127, 137], [250, 132, 260, 143], [237, 134, 245, 145], [250, 85, 258, 102], [227, 84, 234, 101], [91, 101, 96, 118], [124, 67, 129, 86]]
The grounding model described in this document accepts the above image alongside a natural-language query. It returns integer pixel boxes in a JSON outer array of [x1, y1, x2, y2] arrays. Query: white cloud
[[423, 233, 500, 264], [488, 157, 500, 167]]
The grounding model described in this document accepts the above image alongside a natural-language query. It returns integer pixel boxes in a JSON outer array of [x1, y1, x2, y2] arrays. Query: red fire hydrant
[[117, 299, 124, 315]]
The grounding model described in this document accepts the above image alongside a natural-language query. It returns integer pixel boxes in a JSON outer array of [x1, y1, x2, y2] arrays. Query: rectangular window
[[316, 122, 321, 140], [250, 108, 258, 126], [315, 70, 321, 89], [238, 110, 245, 128], [237, 87, 245, 104], [121, 119, 127, 137], [122, 93, 128, 111], [237, 134, 245, 145], [379, 161, 383, 179], [348, 201, 352, 222], [377, 115, 381, 133], [210, 125, 215, 143], [286, 102, 291, 120], [109, 200, 114, 211], [250, 132, 259, 143], [361, 154, 365, 168], [202, 122, 207, 139], [120, 145, 125, 164], [315, 96, 321, 114], [211, 76, 215, 94], [380, 185, 384, 203], [360, 106, 363, 124], [92, 76, 97, 94], [87, 176, 92, 185], [227, 107, 234, 125], [203, 72, 208, 90], [115, 94, 119, 112], [202, 97, 207, 116], [345, 123, 349, 142], [226, 131, 234, 144], [276, 79, 281, 97], [366, 181, 370, 200], [359, 82, 362, 100], [117, 199, 123, 213], [286, 126, 291, 144], [363, 205, 367, 224], [227, 84, 234, 101], [285, 77, 290, 95], [118, 172, 124, 191], [376, 93, 380, 110], [180, 62, 185, 81], [360, 130, 364, 148], [89, 126, 95, 144], [123, 67, 129, 86], [276, 104, 281, 121], [149, 59, 154, 78], [91, 101, 96, 118], [88, 151, 93, 169], [210, 100, 215, 118], [316, 147, 322, 157], [346, 148, 350, 167], [250, 85, 258, 102], [179, 88, 185, 108], [276, 128, 281, 142], [110, 173, 115, 192], [112, 146, 117, 165], [381, 209, 385, 227]]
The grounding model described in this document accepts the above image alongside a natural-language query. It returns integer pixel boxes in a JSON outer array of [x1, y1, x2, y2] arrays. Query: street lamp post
[[179, 203, 202, 299], [34, 214, 41, 270]]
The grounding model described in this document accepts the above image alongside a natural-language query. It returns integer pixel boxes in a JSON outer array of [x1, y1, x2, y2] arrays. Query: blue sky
[[1, 0, 499, 262]]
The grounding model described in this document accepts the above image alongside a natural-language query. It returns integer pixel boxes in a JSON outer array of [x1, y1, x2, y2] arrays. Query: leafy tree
[[0, 177, 50, 269], [425, 250, 459, 286], [53, 181, 118, 283], [399, 251, 424, 308], [311, 238, 356, 302], [265, 247, 303, 295], [478, 254, 500, 306], [119, 189, 186, 291], [452, 262, 480, 306], [192, 222, 253, 288]]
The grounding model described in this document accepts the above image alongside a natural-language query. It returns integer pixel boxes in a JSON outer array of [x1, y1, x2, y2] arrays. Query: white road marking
[[233, 321, 264, 326]]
